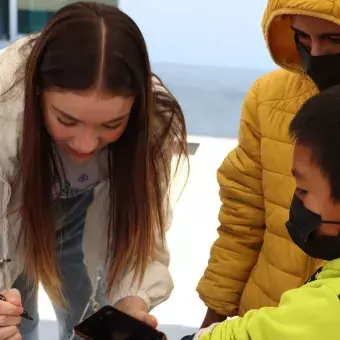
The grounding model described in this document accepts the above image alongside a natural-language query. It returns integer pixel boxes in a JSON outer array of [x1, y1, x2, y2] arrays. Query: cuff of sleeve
[[193, 323, 220, 340], [112, 290, 151, 312]]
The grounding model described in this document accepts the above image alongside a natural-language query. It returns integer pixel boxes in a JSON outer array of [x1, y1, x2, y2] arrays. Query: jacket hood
[[262, 0, 340, 73]]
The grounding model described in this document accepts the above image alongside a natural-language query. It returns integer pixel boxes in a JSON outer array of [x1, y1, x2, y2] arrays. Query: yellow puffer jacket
[[197, 0, 340, 317]]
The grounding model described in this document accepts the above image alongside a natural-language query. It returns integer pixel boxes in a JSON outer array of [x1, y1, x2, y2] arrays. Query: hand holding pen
[[0, 289, 32, 340], [0, 293, 33, 321]]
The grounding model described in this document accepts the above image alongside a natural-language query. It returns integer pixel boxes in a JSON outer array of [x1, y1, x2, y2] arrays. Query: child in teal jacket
[[191, 85, 340, 340]]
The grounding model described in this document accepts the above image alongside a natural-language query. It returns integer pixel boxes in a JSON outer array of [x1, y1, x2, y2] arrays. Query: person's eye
[[294, 32, 311, 52], [57, 117, 77, 127], [296, 187, 308, 196], [295, 31, 310, 41], [103, 124, 121, 131], [328, 36, 340, 44]]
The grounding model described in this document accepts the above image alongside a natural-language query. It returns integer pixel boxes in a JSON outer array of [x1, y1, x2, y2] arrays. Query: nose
[[310, 41, 330, 57], [71, 128, 99, 154]]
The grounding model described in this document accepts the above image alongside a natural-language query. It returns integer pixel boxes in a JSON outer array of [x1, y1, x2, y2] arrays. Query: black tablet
[[73, 305, 166, 340]]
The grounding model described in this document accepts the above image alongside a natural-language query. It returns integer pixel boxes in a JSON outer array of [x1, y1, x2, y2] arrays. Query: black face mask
[[295, 35, 340, 91], [286, 195, 340, 261]]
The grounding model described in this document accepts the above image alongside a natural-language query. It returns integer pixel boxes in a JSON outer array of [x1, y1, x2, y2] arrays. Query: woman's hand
[[114, 296, 158, 328], [0, 289, 23, 340]]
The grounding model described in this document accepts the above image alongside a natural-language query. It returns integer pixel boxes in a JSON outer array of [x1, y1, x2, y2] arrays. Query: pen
[[0, 294, 34, 321]]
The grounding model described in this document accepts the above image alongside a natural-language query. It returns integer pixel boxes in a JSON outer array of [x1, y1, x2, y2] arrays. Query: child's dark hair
[[289, 84, 340, 200]]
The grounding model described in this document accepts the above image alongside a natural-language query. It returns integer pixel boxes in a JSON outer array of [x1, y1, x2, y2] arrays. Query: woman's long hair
[[4, 2, 188, 305]]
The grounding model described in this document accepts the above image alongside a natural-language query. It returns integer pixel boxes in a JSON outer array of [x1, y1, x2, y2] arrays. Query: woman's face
[[42, 89, 134, 162]]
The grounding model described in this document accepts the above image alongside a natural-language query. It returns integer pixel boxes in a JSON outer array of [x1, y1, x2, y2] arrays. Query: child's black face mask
[[286, 194, 340, 260]]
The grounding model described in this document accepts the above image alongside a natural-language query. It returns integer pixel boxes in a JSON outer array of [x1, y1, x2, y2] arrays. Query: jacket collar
[[0, 37, 31, 180], [316, 258, 340, 281]]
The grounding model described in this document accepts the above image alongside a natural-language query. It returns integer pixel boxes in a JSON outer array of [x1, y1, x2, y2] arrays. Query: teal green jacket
[[197, 259, 340, 340]]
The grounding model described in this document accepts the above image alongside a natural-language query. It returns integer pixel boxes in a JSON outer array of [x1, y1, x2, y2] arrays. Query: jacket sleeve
[[110, 143, 174, 311], [111, 76, 180, 311], [111, 208, 174, 311], [197, 79, 265, 316], [196, 284, 339, 340]]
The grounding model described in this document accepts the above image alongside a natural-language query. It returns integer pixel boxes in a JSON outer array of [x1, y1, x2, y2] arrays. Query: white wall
[[119, 0, 276, 70], [17, 0, 118, 11]]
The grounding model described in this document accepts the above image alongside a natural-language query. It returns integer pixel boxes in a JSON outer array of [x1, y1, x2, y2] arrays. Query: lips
[[66, 146, 96, 159]]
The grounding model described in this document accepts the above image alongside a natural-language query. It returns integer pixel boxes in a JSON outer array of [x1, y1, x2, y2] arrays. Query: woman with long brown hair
[[0, 2, 188, 339]]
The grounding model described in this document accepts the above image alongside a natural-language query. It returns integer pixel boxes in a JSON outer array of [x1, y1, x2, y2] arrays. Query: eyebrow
[[291, 168, 305, 180], [291, 26, 340, 38], [52, 105, 129, 125]]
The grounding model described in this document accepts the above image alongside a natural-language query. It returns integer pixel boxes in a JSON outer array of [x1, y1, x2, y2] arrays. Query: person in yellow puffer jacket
[[186, 84, 340, 340], [197, 0, 340, 327]]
